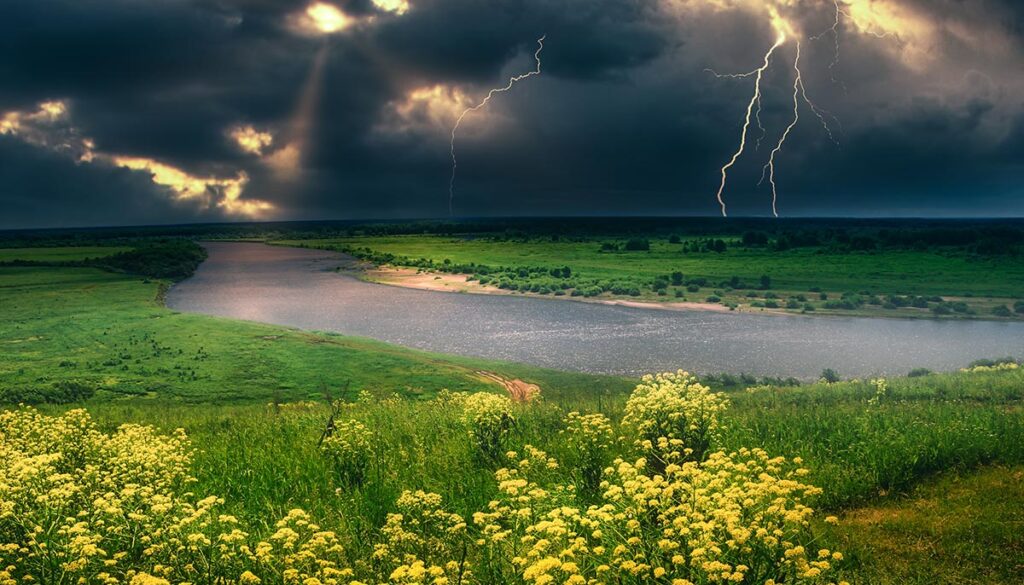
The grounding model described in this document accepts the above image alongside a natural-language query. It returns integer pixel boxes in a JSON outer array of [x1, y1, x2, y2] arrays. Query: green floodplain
[[1, 218, 1023, 584]]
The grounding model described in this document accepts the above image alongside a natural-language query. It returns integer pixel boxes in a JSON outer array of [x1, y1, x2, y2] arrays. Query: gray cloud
[[0, 0, 1022, 228]]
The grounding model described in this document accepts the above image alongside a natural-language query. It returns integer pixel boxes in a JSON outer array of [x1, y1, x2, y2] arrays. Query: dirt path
[[476, 371, 541, 402]]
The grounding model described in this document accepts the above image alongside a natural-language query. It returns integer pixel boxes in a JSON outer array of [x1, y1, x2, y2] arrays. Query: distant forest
[[2, 217, 1023, 256]]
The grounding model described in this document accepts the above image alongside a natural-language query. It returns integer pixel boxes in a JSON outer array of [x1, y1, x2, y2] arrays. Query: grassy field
[[0, 265, 628, 403], [7, 366, 1022, 584], [285, 235, 1024, 319], [0, 245, 131, 262], [1, 241, 1023, 584], [826, 465, 1024, 584]]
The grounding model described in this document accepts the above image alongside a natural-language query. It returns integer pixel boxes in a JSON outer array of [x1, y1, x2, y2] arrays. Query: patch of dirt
[[476, 371, 541, 402]]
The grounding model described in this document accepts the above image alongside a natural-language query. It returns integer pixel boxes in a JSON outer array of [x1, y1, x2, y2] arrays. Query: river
[[165, 242, 1024, 378]]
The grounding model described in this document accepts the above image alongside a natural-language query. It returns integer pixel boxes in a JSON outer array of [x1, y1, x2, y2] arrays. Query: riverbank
[[284, 234, 1024, 322], [362, 264, 744, 314]]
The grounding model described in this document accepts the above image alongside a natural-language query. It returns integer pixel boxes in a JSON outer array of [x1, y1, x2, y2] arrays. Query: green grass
[[35, 367, 1024, 581], [284, 235, 1024, 318], [2, 252, 1023, 582], [0, 246, 131, 262], [0, 265, 628, 403], [825, 465, 1024, 584]]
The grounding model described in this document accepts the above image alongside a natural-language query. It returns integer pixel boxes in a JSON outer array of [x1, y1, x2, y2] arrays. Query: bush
[[687, 284, 700, 293], [623, 237, 651, 251], [1014, 300, 1024, 314], [992, 305, 1012, 317], [622, 371, 729, 463], [561, 411, 614, 497], [908, 368, 932, 377], [705, 295, 721, 303], [94, 239, 207, 280], [321, 419, 374, 486], [0, 379, 98, 404], [460, 392, 516, 460], [820, 368, 841, 383]]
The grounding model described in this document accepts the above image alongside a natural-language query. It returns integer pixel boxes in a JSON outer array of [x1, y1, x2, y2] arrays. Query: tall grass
[[71, 368, 1024, 529]]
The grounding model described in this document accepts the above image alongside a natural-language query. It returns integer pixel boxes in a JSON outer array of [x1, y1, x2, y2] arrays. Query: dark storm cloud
[[0, 136, 214, 229], [0, 0, 1022, 228]]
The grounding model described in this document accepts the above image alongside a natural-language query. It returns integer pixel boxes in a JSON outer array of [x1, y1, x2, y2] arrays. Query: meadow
[[0, 263, 627, 404], [1, 232, 1023, 584], [284, 231, 1024, 319]]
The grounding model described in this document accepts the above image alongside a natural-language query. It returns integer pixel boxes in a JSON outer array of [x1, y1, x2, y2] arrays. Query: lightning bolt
[[448, 35, 545, 216], [707, 3, 856, 217], [711, 30, 785, 217], [811, 0, 846, 93], [760, 42, 803, 218]]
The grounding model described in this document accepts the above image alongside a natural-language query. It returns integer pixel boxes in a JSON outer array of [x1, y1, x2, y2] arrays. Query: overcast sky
[[1, 0, 1022, 228]]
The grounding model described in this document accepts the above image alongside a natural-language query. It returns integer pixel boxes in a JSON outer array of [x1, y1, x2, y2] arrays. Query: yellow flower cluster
[[866, 378, 889, 406], [1, 372, 845, 585], [621, 370, 729, 462], [0, 407, 217, 583], [321, 419, 374, 485], [960, 361, 1019, 373], [460, 392, 516, 459], [375, 491, 469, 584], [471, 445, 845, 585], [560, 412, 614, 496]]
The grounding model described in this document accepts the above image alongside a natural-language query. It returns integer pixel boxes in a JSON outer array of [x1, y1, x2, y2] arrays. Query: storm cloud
[[0, 0, 1021, 228]]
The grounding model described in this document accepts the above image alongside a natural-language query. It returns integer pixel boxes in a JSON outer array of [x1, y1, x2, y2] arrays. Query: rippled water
[[166, 242, 1024, 378]]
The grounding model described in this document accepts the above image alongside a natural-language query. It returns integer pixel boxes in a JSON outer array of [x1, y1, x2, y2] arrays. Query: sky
[[1, 0, 1022, 228]]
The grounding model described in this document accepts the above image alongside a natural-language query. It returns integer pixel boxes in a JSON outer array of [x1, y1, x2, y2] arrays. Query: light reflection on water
[[166, 242, 1024, 378]]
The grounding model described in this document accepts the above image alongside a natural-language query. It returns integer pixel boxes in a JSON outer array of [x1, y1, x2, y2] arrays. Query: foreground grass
[[0, 265, 627, 403], [69, 368, 1024, 527], [285, 236, 1024, 319], [13, 366, 1020, 583], [825, 466, 1024, 584]]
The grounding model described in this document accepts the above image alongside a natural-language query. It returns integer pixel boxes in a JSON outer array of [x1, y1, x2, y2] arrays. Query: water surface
[[166, 242, 1024, 378]]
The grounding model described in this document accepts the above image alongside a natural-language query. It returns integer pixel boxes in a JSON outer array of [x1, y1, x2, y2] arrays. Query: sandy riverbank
[[362, 265, 768, 314]]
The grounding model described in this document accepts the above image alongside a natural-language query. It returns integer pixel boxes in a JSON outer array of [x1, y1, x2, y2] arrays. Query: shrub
[[624, 237, 651, 251], [561, 411, 614, 497], [992, 305, 1012, 317], [705, 295, 721, 303], [1015, 300, 1024, 314], [687, 284, 700, 293], [621, 371, 729, 463], [460, 392, 516, 460], [321, 419, 374, 486], [376, 490, 469, 578], [820, 368, 841, 383], [908, 368, 932, 377]]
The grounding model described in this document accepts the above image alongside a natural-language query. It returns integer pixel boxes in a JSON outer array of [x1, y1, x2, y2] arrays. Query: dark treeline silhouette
[[1, 217, 1023, 255]]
